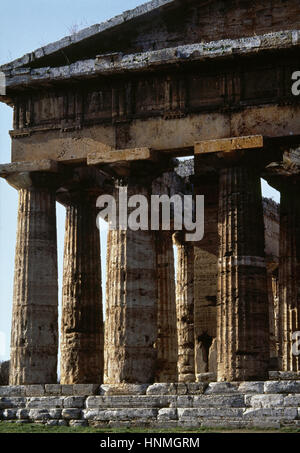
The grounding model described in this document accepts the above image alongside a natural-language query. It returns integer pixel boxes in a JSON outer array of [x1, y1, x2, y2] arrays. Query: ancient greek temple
[[0, 0, 299, 391]]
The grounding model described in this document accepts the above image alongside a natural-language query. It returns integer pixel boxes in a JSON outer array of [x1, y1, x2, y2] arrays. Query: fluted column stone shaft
[[193, 174, 219, 374], [104, 184, 158, 384], [217, 166, 269, 381], [10, 186, 58, 385], [278, 187, 300, 371], [173, 232, 195, 383], [155, 231, 178, 382], [60, 191, 104, 384]]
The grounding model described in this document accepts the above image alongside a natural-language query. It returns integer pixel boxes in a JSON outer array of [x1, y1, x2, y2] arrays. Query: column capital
[[88, 146, 176, 184], [172, 230, 194, 247], [194, 135, 265, 170], [56, 166, 111, 207], [0, 159, 66, 190]]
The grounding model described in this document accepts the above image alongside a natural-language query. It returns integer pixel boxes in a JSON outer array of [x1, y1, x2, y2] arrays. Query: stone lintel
[[2, 30, 300, 92], [87, 147, 158, 166], [194, 135, 264, 155], [0, 159, 60, 178]]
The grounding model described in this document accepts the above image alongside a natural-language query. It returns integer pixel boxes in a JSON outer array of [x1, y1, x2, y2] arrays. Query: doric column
[[8, 171, 59, 385], [155, 231, 178, 382], [278, 185, 300, 371], [193, 173, 219, 375], [104, 183, 158, 384], [217, 166, 269, 381], [173, 231, 195, 383], [59, 189, 104, 384]]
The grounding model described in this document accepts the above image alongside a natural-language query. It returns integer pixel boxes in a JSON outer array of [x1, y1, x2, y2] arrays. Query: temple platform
[[1, 378, 300, 429]]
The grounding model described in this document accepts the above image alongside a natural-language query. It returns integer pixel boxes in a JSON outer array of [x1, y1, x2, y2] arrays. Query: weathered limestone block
[[264, 380, 300, 394], [46, 420, 60, 426], [204, 382, 239, 394], [104, 183, 158, 384], [146, 383, 177, 395], [72, 384, 99, 396], [9, 174, 59, 385], [269, 371, 300, 380], [217, 166, 270, 381], [17, 408, 29, 419], [26, 397, 64, 408], [0, 397, 26, 409], [237, 382, 264, 394], [48, 409, 62, 419], [284, 395, 300, 406], [59, 189, 104, 384], [86, 395, 169, 408], [185, 383, 207, 394], [173, 231, 195, 383], [172, 396, 193, 408], [69, 419, 88, 427], [2, 409, 18, 419], [29, 409, 52, 421], [243, 407, 298, 420], [246, 394, 284, 408], [100, 384, 148, 395], [178, 407, 244, 419], [0, 386, 25, 397], [192, 394, 245, 408], [25, 385, 45, 396], [155, 231, 178, 382], [278, 186, 300, 371], [61, 385, 74, 396], [64, 396, 85, 408], [45, 384, 62, 395], [83, 408, 158, 421], [62, 408, 82, 420], [157, 408, 178, 420]]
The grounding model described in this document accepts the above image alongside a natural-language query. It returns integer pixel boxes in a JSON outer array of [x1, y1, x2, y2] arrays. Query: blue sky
[[0, 0, 147, 361], [0, 0, 280, 361]]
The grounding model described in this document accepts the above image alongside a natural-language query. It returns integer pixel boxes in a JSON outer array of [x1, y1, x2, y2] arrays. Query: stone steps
[[1, 381, 300, 428]]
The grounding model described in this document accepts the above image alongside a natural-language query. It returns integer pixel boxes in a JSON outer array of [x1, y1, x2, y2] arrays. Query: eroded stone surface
[[217, 166, 270, 381], [60, 190, 104, 385], [104, 183, 158, 385], [10, 184, 59, 385], [173, 232, 195, 383]]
